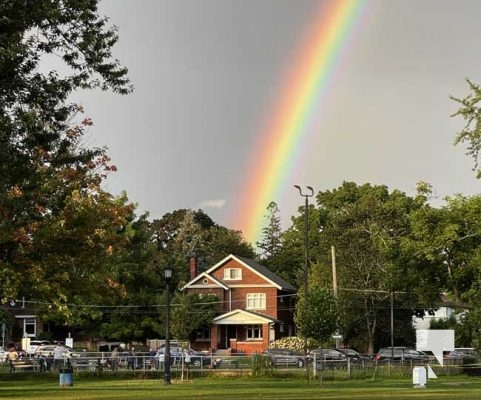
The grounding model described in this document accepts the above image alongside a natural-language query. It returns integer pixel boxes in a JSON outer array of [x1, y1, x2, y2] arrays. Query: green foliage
[[312, 182, 437, 354], [0, 0, 135, 332], [451, 79, 481, 178], [251, 354, 274, 376], [170, 293, 218, 342], [150, 209, 255, 285], [294, 286, 339, 344], [257, 201, 283, 260]]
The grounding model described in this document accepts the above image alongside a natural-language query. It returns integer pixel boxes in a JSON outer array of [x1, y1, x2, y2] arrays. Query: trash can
[[59, 367, 73, 387]]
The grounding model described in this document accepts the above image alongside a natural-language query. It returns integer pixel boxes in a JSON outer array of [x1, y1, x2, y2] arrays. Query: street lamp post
[[294, 185, 314, 294], [163, 266, 173, 385], [294, 185, 314, 377]]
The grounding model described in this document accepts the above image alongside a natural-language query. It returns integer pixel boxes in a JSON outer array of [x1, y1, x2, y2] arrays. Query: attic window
[[224, 268, 242, 280], [202, 278, 209, 284]]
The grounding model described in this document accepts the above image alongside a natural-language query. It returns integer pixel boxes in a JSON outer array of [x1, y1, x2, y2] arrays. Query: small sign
[[332, 334, 343, 339]]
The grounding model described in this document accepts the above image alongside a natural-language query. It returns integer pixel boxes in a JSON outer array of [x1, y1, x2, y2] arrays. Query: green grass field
[[0, 375, 480, 400]]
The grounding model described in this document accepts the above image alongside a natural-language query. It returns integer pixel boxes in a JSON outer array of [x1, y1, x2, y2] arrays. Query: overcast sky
[[72, 0, 481, 243]]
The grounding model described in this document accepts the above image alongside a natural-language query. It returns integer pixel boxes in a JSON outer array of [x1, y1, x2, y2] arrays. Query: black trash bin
[[59, 367, 73, 387]]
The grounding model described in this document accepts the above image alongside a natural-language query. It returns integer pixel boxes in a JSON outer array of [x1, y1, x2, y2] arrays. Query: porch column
[[210, 325, 219, 352]]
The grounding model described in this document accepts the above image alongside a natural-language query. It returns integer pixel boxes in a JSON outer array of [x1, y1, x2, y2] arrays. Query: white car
[[34, 345, 80, 358], [26, 340, 51, 356]]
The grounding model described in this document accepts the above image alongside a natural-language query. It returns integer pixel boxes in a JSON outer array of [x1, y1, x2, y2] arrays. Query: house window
[[246, 325, 262, 340], [224, 268, 242, 280], [246, 293, 266, 310], [24, 318, 36, 337], [196, 328, 210, 341]]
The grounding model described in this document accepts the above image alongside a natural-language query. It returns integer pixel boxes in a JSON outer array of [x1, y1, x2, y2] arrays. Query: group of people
[[6, 344, 70, 372], [104, 346, 190, 371]]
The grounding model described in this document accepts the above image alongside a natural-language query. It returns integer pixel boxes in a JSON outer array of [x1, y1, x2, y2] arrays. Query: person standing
[[53, 345, 64, 371], [111, 347, 120, 371], [126, 348, 136, 371], [7, 347, 19, 372], [38, 354, 47, 372]]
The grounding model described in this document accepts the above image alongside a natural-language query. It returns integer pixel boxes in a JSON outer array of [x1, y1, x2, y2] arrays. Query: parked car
[[157, 346, 211, 367], [374, 347, 428, 362], [336, 348, 371, 363], [308, 348, 346, 361], [446, 348, 475, 359], [34, 345, 81, 359], [263, 348, 306, 368], [307, 348, 347, 370], [26, 340, 51, 356]]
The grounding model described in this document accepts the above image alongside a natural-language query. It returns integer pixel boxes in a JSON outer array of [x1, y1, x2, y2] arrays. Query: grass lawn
[[0, 374, 480, 400]]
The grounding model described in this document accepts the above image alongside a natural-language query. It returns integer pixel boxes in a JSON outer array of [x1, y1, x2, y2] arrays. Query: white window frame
[[223, 268, 242, 280], [246, 325, 262, 340], [23, 317, 36, 337], [246, 293, 266, 310]]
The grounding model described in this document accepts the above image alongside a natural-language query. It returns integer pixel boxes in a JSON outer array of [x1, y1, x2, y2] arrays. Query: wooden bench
[[9, 360, 37, 372]]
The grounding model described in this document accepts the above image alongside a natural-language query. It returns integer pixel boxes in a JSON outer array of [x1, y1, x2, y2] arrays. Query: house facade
[[182, 254, 297, 355]]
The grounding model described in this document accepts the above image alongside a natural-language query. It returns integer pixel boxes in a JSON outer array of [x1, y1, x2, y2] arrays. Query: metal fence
[[0, 352, 474, 380]]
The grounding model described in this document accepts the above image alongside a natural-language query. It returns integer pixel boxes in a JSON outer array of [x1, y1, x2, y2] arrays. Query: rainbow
[[230, 0, 367, 244]]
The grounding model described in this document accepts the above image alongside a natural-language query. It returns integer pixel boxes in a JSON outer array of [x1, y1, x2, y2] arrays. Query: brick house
[[182, 254, 297, 355]]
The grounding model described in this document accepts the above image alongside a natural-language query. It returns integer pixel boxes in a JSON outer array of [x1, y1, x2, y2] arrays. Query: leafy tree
[[451, 79, 481, 178], [96, 214, 162, 343], [294, 286, 339, 344], [0, 0, 131, 306], [170, 293, 218, 342], [314, 182, 438, 354], [201, 226, 255, 266], [30, 189, 139, 327], [150, 209, 215, 254], [409, 194, 481, 304], [150, 209, 254, 286]]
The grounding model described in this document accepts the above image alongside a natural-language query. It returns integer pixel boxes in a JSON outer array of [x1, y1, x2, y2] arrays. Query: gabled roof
[[201, 254, 296, 291], [181, 272, 229, 291], [182, 254, 296, 292], [235, 255, 296, 292], [212, 309, 278, 325]]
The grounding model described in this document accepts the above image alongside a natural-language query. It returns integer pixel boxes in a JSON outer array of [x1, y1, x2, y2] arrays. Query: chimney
[[189, 257, 197, 280]]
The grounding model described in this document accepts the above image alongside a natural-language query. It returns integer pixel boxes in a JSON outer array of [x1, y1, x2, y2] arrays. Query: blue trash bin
[[59, 367, 73, 387]]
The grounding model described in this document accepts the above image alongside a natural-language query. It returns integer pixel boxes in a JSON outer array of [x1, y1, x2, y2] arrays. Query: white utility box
[[413, 366, 426, 388]]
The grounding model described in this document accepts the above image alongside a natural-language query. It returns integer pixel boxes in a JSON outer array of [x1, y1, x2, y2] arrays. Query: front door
[[225, 325, 237, 348]]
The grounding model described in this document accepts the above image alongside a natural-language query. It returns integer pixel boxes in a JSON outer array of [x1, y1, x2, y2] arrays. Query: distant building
[[182, 254, 297, 355]]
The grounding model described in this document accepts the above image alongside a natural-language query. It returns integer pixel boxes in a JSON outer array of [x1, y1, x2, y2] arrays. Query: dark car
[[308, 348, 346, 361], [337, 348, 371, 363], [263, 348, 306, 368], [374, 347, 428, 362], [159, 346, 211, 367]]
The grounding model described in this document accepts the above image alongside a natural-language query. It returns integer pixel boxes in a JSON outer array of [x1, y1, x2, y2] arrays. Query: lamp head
[[163, 266, 173, 280]]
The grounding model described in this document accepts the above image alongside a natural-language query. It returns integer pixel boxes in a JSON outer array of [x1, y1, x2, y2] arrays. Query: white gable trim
[[181, 272, 229, 291], [212, 309, 276, 325]]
